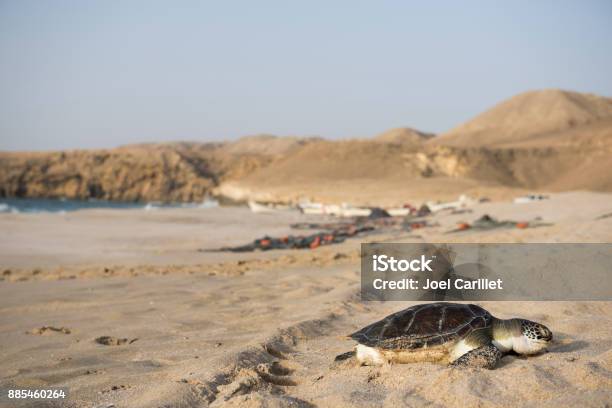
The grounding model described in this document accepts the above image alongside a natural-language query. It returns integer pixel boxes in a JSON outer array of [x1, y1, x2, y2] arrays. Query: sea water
[[0, 197, 219, 214]]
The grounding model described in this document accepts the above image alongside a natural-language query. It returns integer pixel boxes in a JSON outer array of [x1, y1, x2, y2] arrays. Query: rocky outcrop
[[0, 142, 280, 202], [0, 147, 211, 202]]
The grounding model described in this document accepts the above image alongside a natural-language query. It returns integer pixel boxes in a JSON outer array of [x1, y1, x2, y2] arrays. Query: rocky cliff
[[0, 142, 277, 202]]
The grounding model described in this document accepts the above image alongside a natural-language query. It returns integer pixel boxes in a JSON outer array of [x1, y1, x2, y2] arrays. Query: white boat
[[513, 194, 549, 204], [298, 202, 326, 215], [248, 200, 292, 213], [323, 204, 342, 216], [298, 202, 371, 217], [336, 206, 372, 217], [426, 195, 477, 212], [387, 208, 411, 217]]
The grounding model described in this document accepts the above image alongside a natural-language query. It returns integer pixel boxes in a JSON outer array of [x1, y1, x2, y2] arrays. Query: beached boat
[[248, 200, 293, 213], [426, 195, 477, 212], [513, 194, 549, 204], [386, 208, 411, 217], [298, 202, 371, 217], [298, 202, 326, 215], [336, 206, 372, 217]]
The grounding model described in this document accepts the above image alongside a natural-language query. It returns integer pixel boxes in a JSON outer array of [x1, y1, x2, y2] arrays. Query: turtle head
[[514, 319, 552, 354]]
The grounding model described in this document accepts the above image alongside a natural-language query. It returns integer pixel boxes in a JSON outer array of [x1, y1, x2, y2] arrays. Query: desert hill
[[433, 89, 612, 147], [218, 134, 320, 156], [215, 90, 612, 204], [1, 90, 611, 205], [216, 141, 611, 205], [374, 127, 434, 145]]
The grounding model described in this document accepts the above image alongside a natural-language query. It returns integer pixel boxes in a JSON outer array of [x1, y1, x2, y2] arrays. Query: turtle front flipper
[[450, 343, 502, 369], [334, 350, 356, 361]]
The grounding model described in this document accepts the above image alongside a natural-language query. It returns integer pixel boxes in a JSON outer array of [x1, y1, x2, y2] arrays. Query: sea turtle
[[347, 302, 552, 369]]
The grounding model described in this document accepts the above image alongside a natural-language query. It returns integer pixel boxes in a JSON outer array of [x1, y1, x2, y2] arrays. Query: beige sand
[[1, 192, 611, 407]]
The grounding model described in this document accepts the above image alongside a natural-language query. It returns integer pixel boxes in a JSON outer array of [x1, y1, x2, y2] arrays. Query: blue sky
[[1, 1, 611, 150]]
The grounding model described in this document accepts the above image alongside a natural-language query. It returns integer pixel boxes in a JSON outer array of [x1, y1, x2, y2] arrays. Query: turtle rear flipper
[[450, 343, 502, 369]]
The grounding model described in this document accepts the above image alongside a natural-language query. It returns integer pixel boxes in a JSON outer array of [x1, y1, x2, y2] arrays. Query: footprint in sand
[[95, 336, 138, 346], [27, 326, 71, 335], [100, 384, 131, 394]]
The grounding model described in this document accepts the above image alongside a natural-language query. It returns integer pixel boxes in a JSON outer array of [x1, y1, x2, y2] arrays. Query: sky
[[1, 1, 611, 151]]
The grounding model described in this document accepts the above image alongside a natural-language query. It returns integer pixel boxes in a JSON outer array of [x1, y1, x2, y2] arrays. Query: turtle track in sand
[[172, 293, 373, 407], [200, 317, 341, 407]]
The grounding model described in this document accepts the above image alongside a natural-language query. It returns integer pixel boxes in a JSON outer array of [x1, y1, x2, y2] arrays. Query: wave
[[143, 203, 161, 211], [0, 203, 19, 213], [142, 199, 220, 211], [179, 198, 220, 209], [198, 198, 220, 209]]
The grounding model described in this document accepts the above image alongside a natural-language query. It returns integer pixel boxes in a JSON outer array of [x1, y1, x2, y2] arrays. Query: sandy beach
[[1, 192, 611, 407]]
